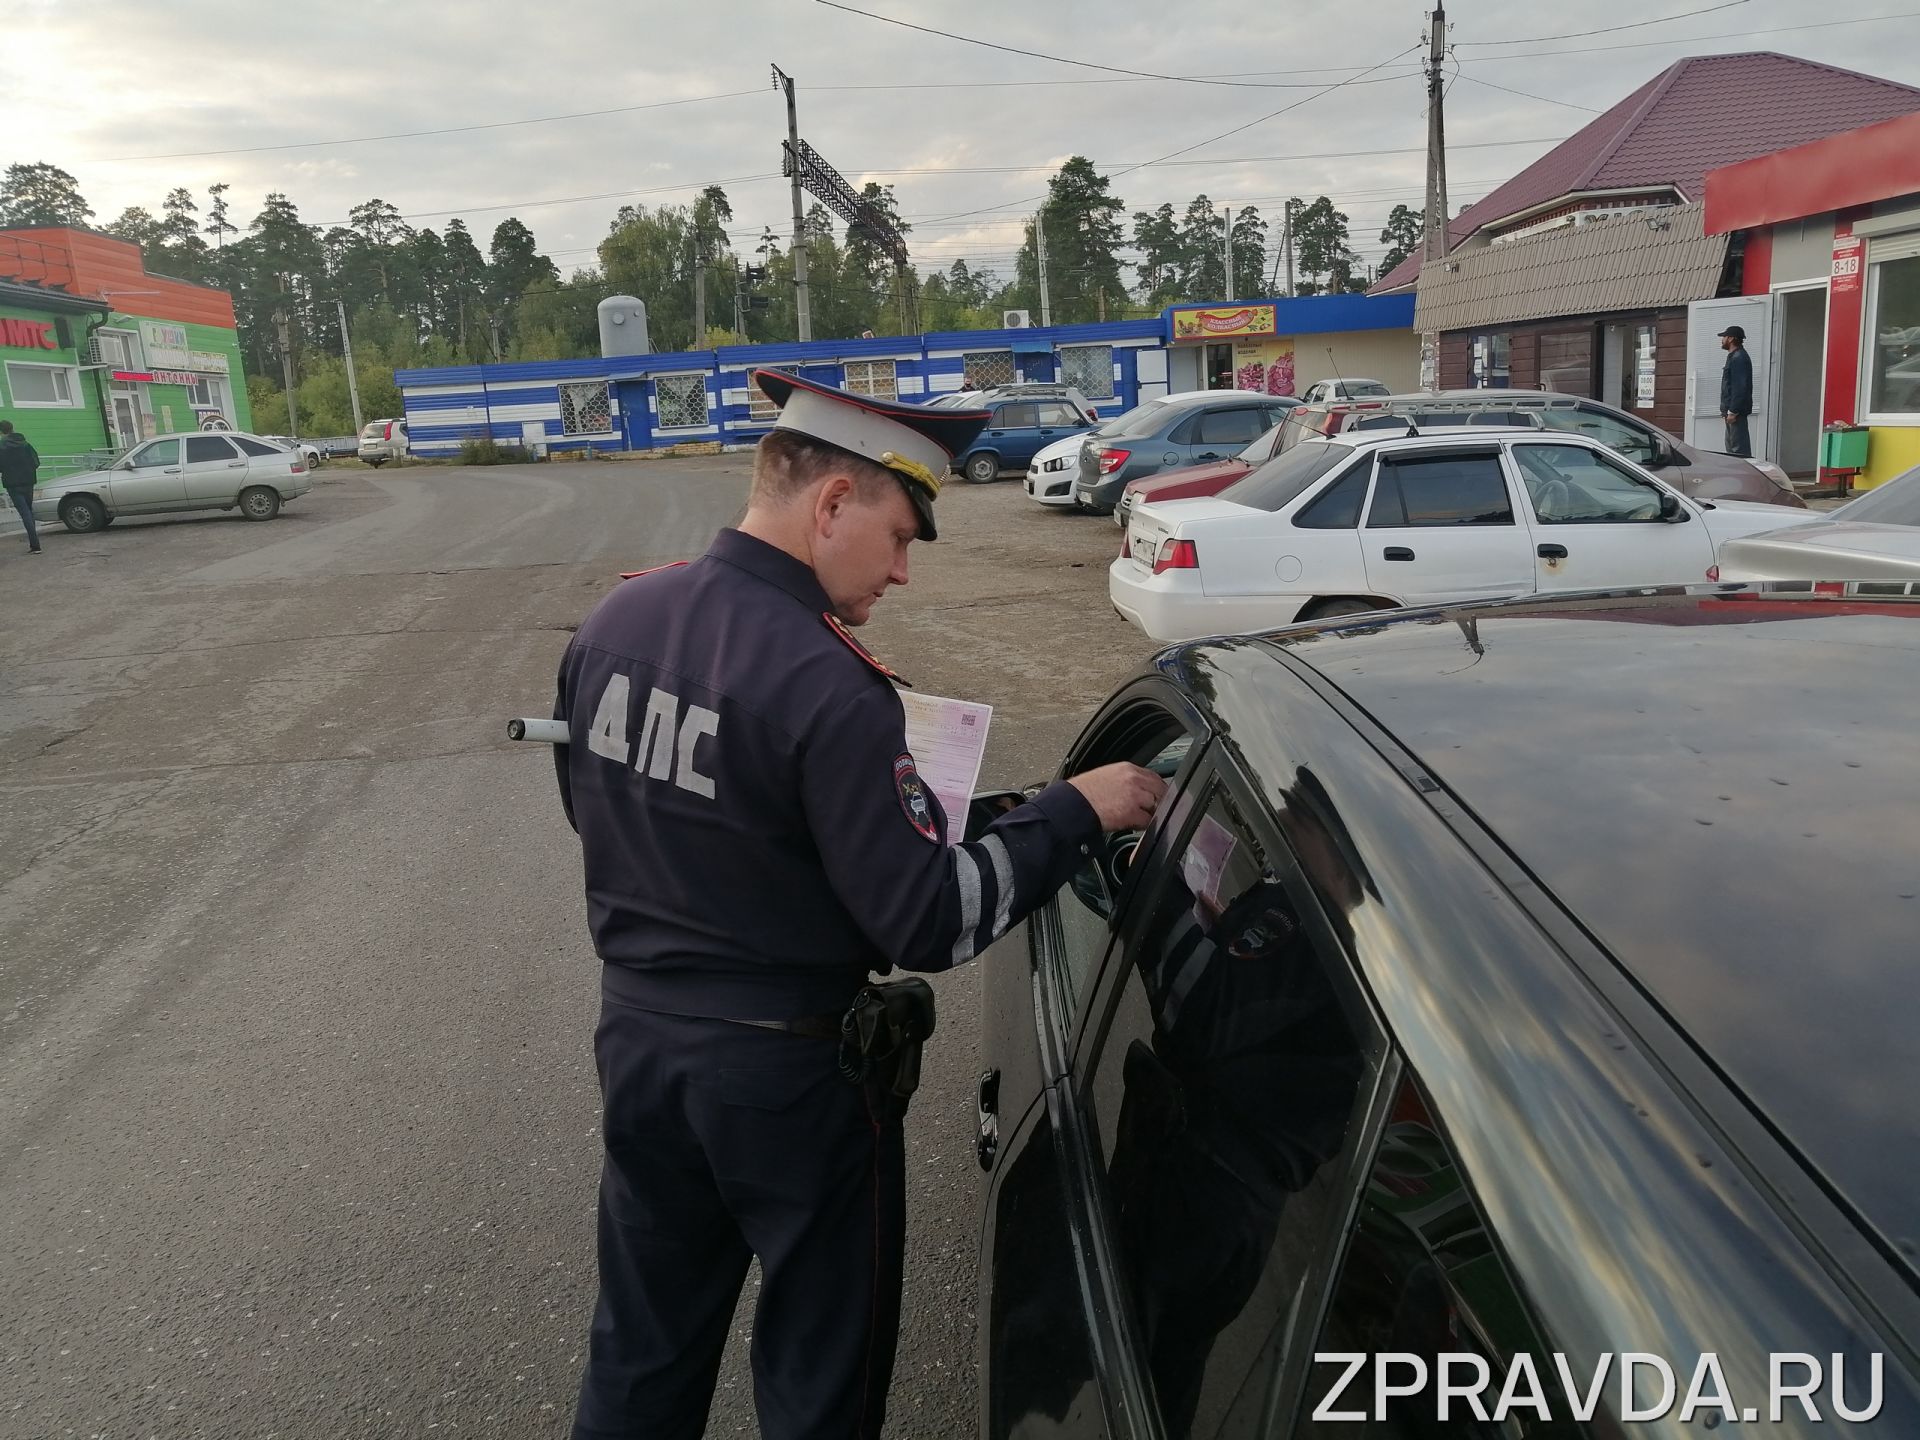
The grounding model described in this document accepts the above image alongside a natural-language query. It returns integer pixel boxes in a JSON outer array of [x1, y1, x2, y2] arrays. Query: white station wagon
[[33, 430, 312, 533], [1111, 427, 1801, 642]]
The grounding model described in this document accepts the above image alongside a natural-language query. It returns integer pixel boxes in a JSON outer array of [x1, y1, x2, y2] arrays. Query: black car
[[977, 586, 1920, 1438]]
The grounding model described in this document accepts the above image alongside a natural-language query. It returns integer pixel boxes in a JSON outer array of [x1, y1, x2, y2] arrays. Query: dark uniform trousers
[[575, 1000, 903, 1440], [557, 530, 1100, 1440]]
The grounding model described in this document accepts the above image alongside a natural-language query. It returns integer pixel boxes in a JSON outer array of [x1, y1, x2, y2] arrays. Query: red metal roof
[[1371, 52, 1920, 295], [1704, 109, 1920, 234]]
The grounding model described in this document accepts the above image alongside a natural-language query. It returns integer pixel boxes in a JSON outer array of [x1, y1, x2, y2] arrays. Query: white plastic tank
[[597, 296, 651, 358]]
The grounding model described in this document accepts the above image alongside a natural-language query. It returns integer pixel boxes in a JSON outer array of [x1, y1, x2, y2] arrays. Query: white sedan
[[1111, 427, 1803, 642], [1024, 433, 1090, 507]]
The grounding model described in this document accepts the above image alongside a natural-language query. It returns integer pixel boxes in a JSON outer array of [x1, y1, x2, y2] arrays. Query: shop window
[[843, 359, 898, 401], [961, 350, 1016, 389], [559, 380, 614, 436], [1865, 238, 1920, 420], [1059, 344, 1115, 399], [654, 374, 709, 430], [5, 361, 79, 407], [748, 368, 793, 423], [1632, 324, 1657, 411], [1469, 333, 1511, 389]]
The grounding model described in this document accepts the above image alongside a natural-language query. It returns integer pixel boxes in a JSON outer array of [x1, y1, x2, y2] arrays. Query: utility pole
[[1035, 210, 1052, 327], [274, 275, 297, 438], [336, 299, 363, 434], [1423, 5, 1451, 263], [1097, 286, 1106, 322], [1285, 201, 1297, 296], [1222, 204, 1234, 302], [734, 265, 746, 337], [774, 65, 811, 342], [693, 247, 707, 346]]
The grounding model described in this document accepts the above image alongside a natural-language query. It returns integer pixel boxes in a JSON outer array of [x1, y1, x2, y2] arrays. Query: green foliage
[[1378, 203, 1425, 278], [0, 162, 92, 226], [1010, 157, 1127, 324], [456, 438, 532, 465]]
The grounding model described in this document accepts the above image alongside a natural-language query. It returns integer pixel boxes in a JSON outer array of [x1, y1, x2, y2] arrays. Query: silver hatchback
[[33, 431, 313, 532]]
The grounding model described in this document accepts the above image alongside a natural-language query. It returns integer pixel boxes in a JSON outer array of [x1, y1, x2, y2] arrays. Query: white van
[[358, 418, 409, 466]]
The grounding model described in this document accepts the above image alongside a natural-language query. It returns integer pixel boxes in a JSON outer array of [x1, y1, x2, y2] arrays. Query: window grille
[[1059, 345, 1114, 399], [655, 374, 709, 430], [559, 380, 614, 435]]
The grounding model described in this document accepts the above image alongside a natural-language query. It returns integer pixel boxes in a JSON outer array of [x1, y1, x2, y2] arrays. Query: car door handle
[[226, 460, 247, 468], [1538, 543, 1568, 559], [162, 466, 182, 474], [976, 1069, 1001, 1171], [1383, 546, 1415, 561], [1195, 452, 1222, 461]]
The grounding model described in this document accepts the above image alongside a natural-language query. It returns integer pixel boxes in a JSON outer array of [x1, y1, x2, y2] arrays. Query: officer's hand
[[1068, 763, 1167, 832]]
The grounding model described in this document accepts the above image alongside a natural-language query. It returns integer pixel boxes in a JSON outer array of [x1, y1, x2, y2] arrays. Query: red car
[[1112, 423, 1288, 529]]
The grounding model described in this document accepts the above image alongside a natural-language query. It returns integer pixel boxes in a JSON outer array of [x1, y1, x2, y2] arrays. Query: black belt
[[724, 1012, 843, 1041]]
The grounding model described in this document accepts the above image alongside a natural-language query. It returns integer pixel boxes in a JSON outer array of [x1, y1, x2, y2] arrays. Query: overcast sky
[[6, 0, 1919, 286]]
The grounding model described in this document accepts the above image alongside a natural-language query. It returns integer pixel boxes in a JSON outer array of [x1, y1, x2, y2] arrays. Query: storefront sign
[[111, 369, 155, 383], [1172, 304, 1278, 340], [189, 349, 231, 374], [138, 320, 190, 368], [151, 369, 199, 387], [1832, 235, 1864, 298], [1, 316, 57, 350]]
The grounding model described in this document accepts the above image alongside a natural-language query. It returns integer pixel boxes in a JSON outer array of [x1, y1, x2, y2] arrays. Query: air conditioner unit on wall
[[1003, 309, 1031, 329]]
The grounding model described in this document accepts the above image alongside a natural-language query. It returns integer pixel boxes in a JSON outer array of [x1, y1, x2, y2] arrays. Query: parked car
[[1111, 427, 1799, 641], [261, 434, 322, 467], [930, 384, 1098, 421], [358, 418, 409, 466], [1024, 432, 1093, 507], [1277, 388, 1806, 508], [976, 585, 1920, 1438], [928, 390, 989, 410], [1112, 422, 1291, 530], [31, 431, 312, 533], [1298, 376, 1391, 403], [955, 394, 1100, 483], [1077, 392, 1298, 514], [1715, 459, 1920, 585]]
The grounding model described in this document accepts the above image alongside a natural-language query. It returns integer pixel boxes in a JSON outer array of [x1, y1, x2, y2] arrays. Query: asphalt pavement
[[0, 457, 1155, 1438]]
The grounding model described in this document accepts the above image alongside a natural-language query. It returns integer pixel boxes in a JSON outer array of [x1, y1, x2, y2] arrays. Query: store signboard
[[138, 320, 190, 368], [1, 316, 57, 349], [1831, 235, 1864, 298], [1172, 304, 1278, 340], [189, 349, 230, 374]]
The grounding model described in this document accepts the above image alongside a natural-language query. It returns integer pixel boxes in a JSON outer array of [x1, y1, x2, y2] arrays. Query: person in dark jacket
[[1719, 325, 1754, 459], [0, 421, 42, 553], [555, 370, 1165, 1440]]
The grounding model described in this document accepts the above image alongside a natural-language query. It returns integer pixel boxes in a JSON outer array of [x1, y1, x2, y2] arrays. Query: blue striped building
[[392, 296, 1416, 459]]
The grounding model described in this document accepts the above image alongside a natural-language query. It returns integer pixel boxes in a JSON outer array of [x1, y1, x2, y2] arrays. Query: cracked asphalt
[[0, 455, 1156, 1439]]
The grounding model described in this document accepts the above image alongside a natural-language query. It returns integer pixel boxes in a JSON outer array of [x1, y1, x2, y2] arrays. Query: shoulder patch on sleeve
[[618, 560, 690, 580], [822, 611, 912, 688], [893, 753, 941, 843]]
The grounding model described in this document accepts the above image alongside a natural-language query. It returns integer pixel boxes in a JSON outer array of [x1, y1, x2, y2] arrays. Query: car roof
[[1302, 425, 1597, 454], [1224, 587, 1920, 1277], [1158, 388, 1273, 407]]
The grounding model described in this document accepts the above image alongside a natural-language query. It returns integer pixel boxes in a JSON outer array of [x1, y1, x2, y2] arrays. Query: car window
[[128, 439, 179, 468], [1293, 1076, 1580, 1438], [1513, 443, 1667, 523], [1537, 405, 1658, 464], [1350, 382, 1392, 397], [1349, 412, 1413, 433], [1236, 429, 1283, 465], [1221, 443, 1354, 514], [1368, 451, 1514, 527], [1275, 409, 1319, 454], [1833, 464, 1920, 526], [1049, 711, 1202, 1026], [1081, 778, 1381, 1440], [1036, 401, 1083, 427], [1195, 407, 1268, 447], [1293, 461, 1374, 529], [231, 436, 281, 456], [360, 422, 386, 439], [186, 435, 238, 463], [994, 403, 1039, 429]]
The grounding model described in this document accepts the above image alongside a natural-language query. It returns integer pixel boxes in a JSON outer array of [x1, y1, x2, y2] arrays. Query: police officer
[[553, 369, 1165, 1440]]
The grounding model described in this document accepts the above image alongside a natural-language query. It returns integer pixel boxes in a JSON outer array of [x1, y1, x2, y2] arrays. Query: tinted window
[[1195, 408, 1267, 446], [1294, 462, 1373, 529], [1538, 404, 1658, 463], [185, 435, 238, 463], [1514, 443, 1667, 523], [1084, 780, 1376, 1440], [1294, 1077, 1582, 1438], [128, 439, 179, 468], [1834, 464, 1920, 526], [994, 403, 1039, 428], [231, 436, 281, 456], [1368, 452, 1514, 527], [1107, 401, 1175, 438], [1222, 443, 1353, 513]]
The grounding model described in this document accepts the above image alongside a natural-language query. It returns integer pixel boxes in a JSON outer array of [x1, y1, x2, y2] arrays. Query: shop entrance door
[[109, 392, 142, 451], [1685, 296, 1771, 458], [1770, 284, 1827, 478], [1204, 342, 1234, 389]]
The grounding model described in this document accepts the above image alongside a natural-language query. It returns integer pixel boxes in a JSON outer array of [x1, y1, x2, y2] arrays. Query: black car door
[[978, 685, 1208, 1440]]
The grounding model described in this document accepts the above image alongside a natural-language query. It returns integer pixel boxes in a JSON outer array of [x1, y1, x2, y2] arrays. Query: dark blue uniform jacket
[[1720, 346, 1753, 417], [554, 528, 1102, 1022]]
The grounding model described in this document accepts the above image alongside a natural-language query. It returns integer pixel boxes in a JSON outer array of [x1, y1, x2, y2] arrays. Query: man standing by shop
[[1719, 324, 1753, 459], [555, 370, 1165, 1440], [0, 421, 42, 554]]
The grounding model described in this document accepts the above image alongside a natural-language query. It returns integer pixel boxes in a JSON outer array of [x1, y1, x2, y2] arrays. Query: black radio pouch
[[839, 978, 938, 1121]]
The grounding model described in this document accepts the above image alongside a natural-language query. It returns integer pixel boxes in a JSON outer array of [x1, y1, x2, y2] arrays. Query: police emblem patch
[[893, 752, 940, 843]]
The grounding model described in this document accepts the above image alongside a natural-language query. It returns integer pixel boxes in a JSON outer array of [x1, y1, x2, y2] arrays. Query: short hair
[[0, 421, 12, 435], [750, 428, 897, 511]]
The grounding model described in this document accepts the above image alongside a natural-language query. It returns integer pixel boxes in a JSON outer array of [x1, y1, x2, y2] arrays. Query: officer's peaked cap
[[752, 368, 991, 541]]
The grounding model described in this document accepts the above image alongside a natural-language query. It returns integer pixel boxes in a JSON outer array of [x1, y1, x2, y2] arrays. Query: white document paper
[[898, 690, 993, 846]]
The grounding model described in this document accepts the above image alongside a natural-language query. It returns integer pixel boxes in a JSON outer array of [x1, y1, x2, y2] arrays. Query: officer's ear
[[813, 472, 859, 532]]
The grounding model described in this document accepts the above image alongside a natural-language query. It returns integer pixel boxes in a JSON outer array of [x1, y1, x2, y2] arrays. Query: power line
[[1456, 9, 1920, 61], [1454, 0, 1749, 47], [1455, 74, 1603, 114], [848, 136, 1563, 179], [811, 69, 1425, 91], [310, 174, 783, 228], [94, 89, 768, 163]]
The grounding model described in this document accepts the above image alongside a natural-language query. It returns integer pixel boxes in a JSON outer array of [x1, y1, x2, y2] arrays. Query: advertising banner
[[1173, 304, 1279, 340]]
